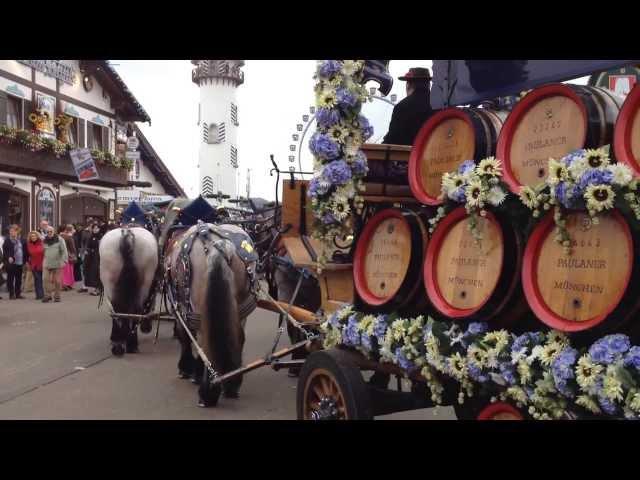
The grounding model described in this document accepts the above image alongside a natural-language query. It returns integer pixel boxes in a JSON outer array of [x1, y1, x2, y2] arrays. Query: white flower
[[465, 179, 485, 207], [547, 158, 568, 186], [608, 163, 633, 187], [519, 185, 539, 209], [476, 157, 502, 177], [576, 395, 601, 414], [487, 186, 507, 206], [341, 60, 361, 76]]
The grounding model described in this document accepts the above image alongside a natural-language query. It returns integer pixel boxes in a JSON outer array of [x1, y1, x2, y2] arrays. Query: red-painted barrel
[[522, 210, 640, 334], [614, 84, 640, 174], [408, 107, 508, 205], [477, 402, 524, 420], [497, 84, 624, 193], [423, 206, 525, 325], [353, 208, 428, 313]]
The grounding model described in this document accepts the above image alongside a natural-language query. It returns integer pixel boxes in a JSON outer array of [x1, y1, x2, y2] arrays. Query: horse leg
[[223, 318, 246, 399], [126, 320, 139, 353], [176, 324, 195, 379], [110, 318, 126, 357], [191, 355, 204, 385]]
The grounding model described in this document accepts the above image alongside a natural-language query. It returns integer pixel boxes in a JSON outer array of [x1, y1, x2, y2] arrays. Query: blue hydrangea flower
[[555, 378, 575, 399], [357, 115, 374, 140], [458, 160, 475, 175], [308, 177, 329, 198], [352, 152, 368, 176], [589, 339, 616, 365], [598, 395, 618, 415], [499, 362, 518, 386], [361, 333, 372, 352], [336, 88, 358, 109], [554, 181, 572, 208], [449, 187, 466, 203], [551, 347, 578, 398], [322, 212, 337, 225], [624, 346, 640, 370], [577, 169, 613, 191], [466, 322, 488, 335], [309, 132, 341, 160], [322, 159, 352, 186], [316, 107, 341, 129], [342, 314, 360, 346], [562, 149, 586, 166], [468, 364, 489, 383], [373, 315, 389, 339], [607, 334, 630, 355], [395, 347, 414, 371], [318, 60, 342, 78], [327, 311, 340, 328]]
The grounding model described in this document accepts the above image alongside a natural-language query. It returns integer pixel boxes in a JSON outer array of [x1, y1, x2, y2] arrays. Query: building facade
[[192, 60, 244, 204], [0, 60, 183, 234]]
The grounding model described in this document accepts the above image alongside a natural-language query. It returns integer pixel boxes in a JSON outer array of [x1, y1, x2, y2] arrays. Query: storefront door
[[0, 185, 29, 235]]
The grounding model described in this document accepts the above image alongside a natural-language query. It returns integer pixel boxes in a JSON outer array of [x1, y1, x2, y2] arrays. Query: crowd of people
[[0, 218, 112, 303]]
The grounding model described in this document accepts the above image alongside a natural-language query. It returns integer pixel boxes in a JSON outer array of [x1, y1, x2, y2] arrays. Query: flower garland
[[0, 124, 130, 170], [322, 305, 640, 419], [518, 146, 640, 254], [430, 157, 510, 244], [309, 60, 373, 270]]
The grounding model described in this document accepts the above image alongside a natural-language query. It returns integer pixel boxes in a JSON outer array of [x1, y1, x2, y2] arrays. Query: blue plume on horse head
[[121, 201, 147, 226], [178, 195, 219, 225]]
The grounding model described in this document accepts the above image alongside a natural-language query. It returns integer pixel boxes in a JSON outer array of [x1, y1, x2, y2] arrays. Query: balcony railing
[[192, 66, 244, 85]]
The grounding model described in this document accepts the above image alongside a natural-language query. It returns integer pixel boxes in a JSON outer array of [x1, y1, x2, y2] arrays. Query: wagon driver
[[383, 67, 434, 146]]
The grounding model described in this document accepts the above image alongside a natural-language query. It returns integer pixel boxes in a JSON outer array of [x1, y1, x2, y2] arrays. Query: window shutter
[[231, 103, 238, 126], [22, 100, 32, 129], [230, 145, 238, 168], [79, 119, 86, 148], [101, 126, 109, 152], [217, 122, 226, 143], [0, 91, 7, 126]]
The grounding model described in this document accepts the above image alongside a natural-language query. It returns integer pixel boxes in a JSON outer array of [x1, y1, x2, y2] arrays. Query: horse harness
[[166, 221, 259, 333]]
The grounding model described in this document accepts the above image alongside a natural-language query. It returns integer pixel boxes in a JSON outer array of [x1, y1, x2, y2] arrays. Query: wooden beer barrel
[[408, 107, 508, 205], [423, 207, 524, 324], [477, 402, 524, 420], [522, 210, 640, 334], [498, 84, 624, 193], [353, 208, 428, 312], [614, 84, 640, 174]]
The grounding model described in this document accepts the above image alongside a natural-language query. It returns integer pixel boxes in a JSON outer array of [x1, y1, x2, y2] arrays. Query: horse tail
[[112, 230, 140, 314], [204, 251, 240, 374]]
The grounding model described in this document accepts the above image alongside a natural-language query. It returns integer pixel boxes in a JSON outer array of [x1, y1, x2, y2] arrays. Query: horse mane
[[158, 197, 191, 252], [111, 230, 140, 314]]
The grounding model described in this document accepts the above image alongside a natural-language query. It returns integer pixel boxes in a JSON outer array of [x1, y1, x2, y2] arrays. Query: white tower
[[192, 60, 244, 204]]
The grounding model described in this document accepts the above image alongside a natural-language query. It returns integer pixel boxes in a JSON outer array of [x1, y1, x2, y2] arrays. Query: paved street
[[0, 286, 454, 420]]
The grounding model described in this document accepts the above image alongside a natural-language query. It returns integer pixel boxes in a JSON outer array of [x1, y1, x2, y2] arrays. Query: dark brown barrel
[[408, 107, 508, 205], [477, 402, 524, 420], [498, 83, 624, 193], [353, 208, 428, 313], [423, 206, 524, 326], [522, 210, 640, 337], [614, 83, 640, 174]]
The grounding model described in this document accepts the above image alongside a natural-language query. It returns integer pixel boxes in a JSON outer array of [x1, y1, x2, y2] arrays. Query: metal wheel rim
[[303, 368, 348, 420]]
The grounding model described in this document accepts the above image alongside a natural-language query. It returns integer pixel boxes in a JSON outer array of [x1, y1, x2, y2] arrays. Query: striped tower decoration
[[192, 60, 244, 205]]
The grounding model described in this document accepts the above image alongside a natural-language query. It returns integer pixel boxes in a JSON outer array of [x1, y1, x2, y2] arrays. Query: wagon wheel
[[297, 349, 373, 420]]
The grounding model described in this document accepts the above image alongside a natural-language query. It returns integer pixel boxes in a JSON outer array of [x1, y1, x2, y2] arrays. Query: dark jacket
[[2, 237, 29, 267], [383, 88, 434, 146]]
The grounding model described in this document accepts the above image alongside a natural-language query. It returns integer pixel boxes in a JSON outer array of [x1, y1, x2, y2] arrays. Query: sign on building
[[589, 66, 640, 97], [69, 148, 99, 182], [17, 60, 77, 85], [126, 136, 140, 151]]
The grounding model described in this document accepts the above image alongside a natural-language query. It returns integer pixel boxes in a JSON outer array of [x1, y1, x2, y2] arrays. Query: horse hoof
[[191, 377, 201, 385], [223, 390, 240, 399], [111, 344, 125, 357], [140, 320, 152, 334], [178, 371, 191, 379]]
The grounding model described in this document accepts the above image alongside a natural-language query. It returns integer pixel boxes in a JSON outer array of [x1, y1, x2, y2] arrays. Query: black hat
[[398, 67, 431, 81], [121, 201, 146, 225]]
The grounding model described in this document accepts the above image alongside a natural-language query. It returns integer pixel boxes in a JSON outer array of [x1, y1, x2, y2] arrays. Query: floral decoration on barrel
[[308, 60, 373, 269], [322, 304, 640, 420], [518, 146, 640, 254]]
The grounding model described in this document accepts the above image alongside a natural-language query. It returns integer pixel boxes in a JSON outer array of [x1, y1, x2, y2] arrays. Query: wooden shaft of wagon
[[256, 298, 317, 324]]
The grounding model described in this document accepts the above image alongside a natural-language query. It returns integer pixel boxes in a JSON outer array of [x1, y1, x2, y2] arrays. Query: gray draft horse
[[160, 198, 257, 407]]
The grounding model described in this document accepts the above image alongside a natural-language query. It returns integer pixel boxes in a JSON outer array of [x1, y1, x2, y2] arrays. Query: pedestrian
[[37, 218, 49, 239], [78, 221, 92, 293], [60, 224, 78, 291], [0, 227, 5, 300], [42, 226, 68, 303], [83, 222, 102, 296], [2, 225, 29, 300], [26, 230, 45, 300], [73, 223, 84, 284]]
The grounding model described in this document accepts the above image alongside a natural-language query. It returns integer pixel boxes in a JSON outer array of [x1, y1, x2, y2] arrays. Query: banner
[[69, 148, 99, 182]]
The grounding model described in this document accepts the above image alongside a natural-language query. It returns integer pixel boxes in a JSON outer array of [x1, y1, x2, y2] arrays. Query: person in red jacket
[[26, 230, 45, 300]]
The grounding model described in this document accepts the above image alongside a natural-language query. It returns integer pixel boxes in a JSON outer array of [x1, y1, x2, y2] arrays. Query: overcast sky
[[113, 60, 430, 200]]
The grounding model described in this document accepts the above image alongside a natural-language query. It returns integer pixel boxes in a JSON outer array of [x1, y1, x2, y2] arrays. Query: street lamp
[[292, 134, 299, 141], [296, 124, 303, 132], [303, 114, 309, 122], [391, 94, 397, 103], [309, 106, 315, 114]]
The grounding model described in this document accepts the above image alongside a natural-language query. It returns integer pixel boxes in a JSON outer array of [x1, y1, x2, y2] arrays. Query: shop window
[[37, 188, 56, 228], [87, 122, 104, 150], [7, 95, 22, 128]]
